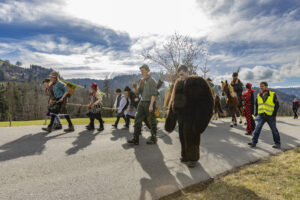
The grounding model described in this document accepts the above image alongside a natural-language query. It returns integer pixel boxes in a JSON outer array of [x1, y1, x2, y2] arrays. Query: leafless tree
[[142, 32, 207, 82], [199, 52, 210, 79]]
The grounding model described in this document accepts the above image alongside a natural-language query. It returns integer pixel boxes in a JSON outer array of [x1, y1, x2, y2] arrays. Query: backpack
[[57, 80, 78, 97]]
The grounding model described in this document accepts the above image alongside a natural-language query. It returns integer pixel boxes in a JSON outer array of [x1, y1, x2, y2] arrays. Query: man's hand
[[58, 97, 64, 102], [149, 104, 153, 113], [132, 82, 138, 89]]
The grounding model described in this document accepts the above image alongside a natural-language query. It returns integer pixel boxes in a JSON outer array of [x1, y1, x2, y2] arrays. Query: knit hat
[[139, 64, 150, 72], [232, 72, 238, 77], [91, 82, 98, 89], [246, 83, 252, 89]]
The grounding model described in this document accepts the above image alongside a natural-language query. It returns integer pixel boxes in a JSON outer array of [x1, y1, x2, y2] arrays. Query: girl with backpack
[[42, 71, 74, 133]]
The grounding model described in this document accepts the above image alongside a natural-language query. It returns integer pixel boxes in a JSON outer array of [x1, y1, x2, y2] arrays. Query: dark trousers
[[133, 101, 157, 140], [293, 108, 298, 119], [49, 114, 73, 127], [89, 114, 104, 128], [178, 116, 201, 162], [125, 115, 135, 127], [252, 114, 281, 145], [114, 114, 126, 126]]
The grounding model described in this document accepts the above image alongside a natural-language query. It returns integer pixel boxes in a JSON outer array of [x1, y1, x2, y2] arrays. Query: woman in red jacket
[[242, 83, 256, 135]]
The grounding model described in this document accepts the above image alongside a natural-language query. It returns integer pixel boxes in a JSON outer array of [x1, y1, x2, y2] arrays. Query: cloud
[[280, 58, 300, 77]]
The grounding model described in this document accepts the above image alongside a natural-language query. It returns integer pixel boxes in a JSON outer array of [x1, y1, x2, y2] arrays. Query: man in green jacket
[[127, 64, 158, 145]]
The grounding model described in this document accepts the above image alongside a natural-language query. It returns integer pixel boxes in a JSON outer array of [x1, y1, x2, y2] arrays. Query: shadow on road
[[0, 132, 68, 162], [66, 130, 100, 155]]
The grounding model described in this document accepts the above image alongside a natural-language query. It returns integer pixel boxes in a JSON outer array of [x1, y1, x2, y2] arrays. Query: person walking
[[248, 82, 281, 148], [242, 83, 256, 135], [292, 98, 299, 119], [42, 78, 62, 130], [42, 71, 74, 133], [127, 64, 158, 145], [112, 89, 126, 128], [86, 83, 104, 131]]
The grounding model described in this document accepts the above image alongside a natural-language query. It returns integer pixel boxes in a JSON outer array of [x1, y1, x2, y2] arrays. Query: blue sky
[[0, 0, 299, 87]]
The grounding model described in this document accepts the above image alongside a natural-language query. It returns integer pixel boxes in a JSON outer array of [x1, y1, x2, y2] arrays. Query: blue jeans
[[54, 116, 61, 125], [252, 114, 281, 145]]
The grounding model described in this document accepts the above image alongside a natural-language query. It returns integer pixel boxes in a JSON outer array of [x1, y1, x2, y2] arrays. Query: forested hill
[[0, 60, 52, 82], [67, 73, 167, 91]]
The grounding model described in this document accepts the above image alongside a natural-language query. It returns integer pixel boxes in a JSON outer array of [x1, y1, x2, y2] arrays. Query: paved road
[[0, 118, 299, 200]]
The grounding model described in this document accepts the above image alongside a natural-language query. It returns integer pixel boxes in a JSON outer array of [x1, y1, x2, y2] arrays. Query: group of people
[[41, 63, 296, 168], [221, 72, 281, 149]]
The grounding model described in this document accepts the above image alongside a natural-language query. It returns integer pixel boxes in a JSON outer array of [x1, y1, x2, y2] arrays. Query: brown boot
[[42, 126, 52, 133], [64, 126, 74, 132]]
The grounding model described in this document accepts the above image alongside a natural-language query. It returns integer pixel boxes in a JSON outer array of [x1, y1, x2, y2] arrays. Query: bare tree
[[199, 52, 210, 78], [15, 61, 22, 67], [142, 32, 207, 82]]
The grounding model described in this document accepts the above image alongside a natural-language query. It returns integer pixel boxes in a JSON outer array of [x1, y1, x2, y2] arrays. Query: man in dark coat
[[165, 65, 214, 168], [231, 72, 243, 104]]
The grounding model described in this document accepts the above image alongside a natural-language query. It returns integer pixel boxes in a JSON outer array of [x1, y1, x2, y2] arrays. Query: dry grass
[[162, 147, 300, 200]]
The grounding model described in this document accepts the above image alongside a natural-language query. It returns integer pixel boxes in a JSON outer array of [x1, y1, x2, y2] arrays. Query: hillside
[[0, 60, 52, 82]]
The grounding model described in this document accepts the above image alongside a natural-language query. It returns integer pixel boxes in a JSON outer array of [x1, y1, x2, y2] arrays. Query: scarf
[[141, 73, 151, 86]]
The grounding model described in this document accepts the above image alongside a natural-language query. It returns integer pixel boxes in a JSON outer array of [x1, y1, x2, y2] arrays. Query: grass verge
[[161, 147, 300, 200]]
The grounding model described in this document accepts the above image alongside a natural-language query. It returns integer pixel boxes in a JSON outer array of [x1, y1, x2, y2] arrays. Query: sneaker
[[146, 137, 157, 145], [112, 124, 117, 128], [64, 126, 74, 132], [97, 127, 104, 132], [127, 139, 139, 145], [122, 125, 129, 129], [248, 142, 256, 147], [42, 127, 52, 133], [86, 125, 95, 130], [272, 144, 281, 149]]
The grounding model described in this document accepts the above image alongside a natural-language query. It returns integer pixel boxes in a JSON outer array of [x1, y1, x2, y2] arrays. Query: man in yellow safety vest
[[248, 81, 281, 148]]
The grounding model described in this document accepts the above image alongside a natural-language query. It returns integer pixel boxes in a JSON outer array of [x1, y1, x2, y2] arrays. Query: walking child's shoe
[[42, 126, 52, 133], [64, 126, 74, 132]]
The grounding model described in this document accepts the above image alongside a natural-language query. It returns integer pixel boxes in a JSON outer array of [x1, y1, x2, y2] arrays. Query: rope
[[67, 103, 116, 111]]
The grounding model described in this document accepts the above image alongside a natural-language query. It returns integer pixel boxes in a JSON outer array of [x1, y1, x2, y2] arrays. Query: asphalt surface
[[0, 117, 299, 200]]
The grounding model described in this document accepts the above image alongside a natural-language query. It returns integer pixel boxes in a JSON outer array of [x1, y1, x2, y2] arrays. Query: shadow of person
[[175, 163, 211, 189], [65, 130, 100, 155], [122, 143, 180, 200], [110, 127, 132, 141], [0, 132, 67, 162], [157, 129, 173, 145]]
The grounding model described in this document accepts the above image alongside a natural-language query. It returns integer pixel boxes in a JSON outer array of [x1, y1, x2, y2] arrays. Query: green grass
[[162, 147, 300, 200], [0, 117, 165, 127]]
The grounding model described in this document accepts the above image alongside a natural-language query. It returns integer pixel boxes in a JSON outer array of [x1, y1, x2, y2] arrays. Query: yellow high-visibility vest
[[257, 91, 275, 116]]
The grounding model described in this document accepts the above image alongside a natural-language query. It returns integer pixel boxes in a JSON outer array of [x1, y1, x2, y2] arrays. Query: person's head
[[91, 82, 98, 93], [177, 65, 189, 80], [50, 71, 59, 82], [206, 78, 212, 82], [260, 81, 268, 92], [42, 78, 50, 87], [116, 88, 122, 95], [139, 64, 150, 78], [246, 82, 252, 90], [294, 98, 298, 102], [124, 86, 131, 97], [232, 72, 238, 81]]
